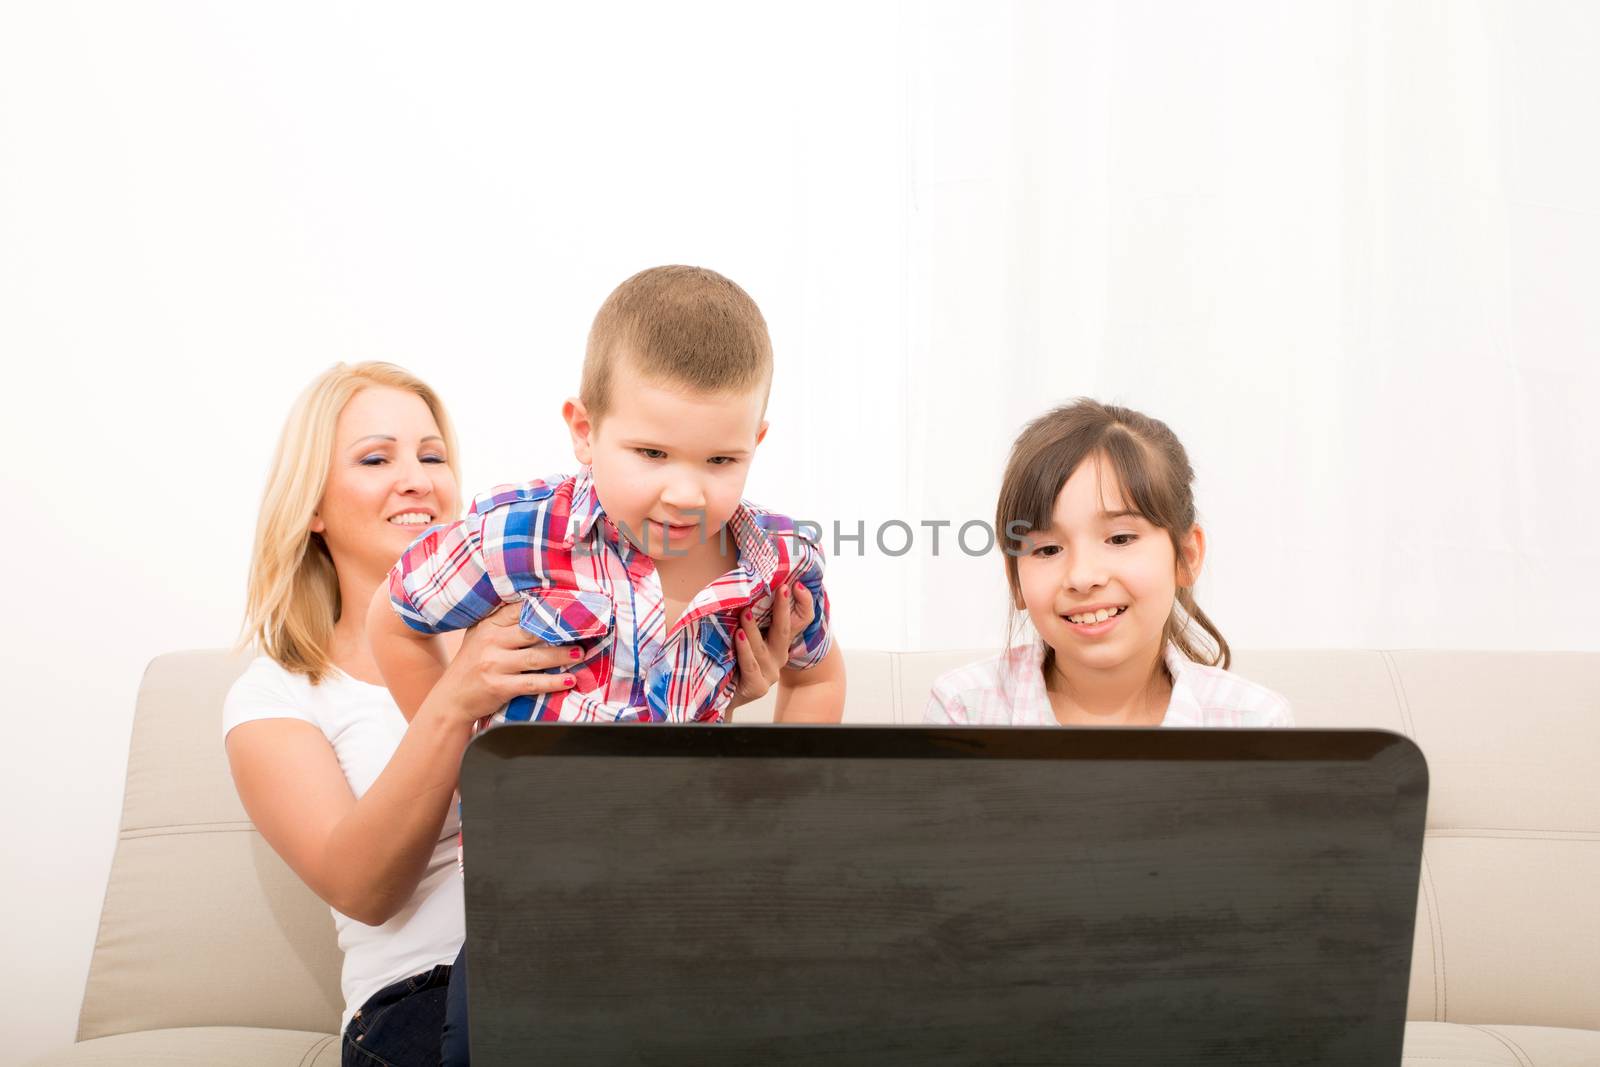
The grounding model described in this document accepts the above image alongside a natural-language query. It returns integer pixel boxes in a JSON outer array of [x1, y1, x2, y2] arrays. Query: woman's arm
[[227, 604, 577, 925], [775, 642, 846, 722], [227, 703, 467, 925], [368, 580, 452, 722]]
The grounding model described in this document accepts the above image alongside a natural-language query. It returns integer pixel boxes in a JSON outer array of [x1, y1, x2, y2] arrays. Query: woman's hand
[[726, 582, 814, 715], [420, 601, 579, 727]]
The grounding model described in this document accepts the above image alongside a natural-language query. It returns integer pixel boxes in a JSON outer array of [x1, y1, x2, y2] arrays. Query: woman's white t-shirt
[[222, 656, 464, 1034]]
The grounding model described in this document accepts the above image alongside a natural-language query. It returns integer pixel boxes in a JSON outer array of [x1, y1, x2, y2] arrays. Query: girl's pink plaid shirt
[[389, 467, 832, 725], [925, 641, 1293, 727]]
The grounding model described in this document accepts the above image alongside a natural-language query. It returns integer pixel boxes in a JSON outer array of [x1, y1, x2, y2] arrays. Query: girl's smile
[[1059, 603, 1129, 635]]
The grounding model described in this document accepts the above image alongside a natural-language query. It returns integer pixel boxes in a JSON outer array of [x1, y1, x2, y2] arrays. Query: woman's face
[[310, 386, 460, 579]]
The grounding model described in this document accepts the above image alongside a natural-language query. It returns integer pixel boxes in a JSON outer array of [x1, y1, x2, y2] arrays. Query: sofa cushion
[[1403, 1022, 1600, 1065], [34, 1020, 1600, 1066], [30, 1026, 338, 1066]]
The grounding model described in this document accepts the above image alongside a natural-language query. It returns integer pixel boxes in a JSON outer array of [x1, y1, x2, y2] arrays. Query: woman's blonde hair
[[242, 362, 460, 683]]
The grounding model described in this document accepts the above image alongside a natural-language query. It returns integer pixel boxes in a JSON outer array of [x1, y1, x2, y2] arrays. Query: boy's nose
[[660, 478, 706, 511]]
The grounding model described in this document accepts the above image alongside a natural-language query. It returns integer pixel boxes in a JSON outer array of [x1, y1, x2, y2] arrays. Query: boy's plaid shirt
[[388, 467, 832, 724]]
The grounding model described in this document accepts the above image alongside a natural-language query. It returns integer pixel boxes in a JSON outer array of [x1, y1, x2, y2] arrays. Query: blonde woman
[[224, 363, 577, 1066]]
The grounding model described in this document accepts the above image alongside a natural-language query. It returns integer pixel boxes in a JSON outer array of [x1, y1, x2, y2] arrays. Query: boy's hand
[[726, 583, 814, 714]]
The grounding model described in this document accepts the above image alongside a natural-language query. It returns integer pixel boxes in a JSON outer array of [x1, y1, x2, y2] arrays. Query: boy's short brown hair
[[581, 265, 773, 421]]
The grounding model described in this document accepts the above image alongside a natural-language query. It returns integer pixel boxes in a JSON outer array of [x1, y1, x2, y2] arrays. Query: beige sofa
[[31, 648, 1600, 1066]]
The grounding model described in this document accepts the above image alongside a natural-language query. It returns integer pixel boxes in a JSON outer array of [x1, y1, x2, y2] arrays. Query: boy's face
[[564, 363, 768, 562]]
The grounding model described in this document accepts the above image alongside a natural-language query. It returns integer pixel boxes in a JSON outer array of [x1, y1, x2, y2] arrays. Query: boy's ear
[[755, 420, 769, 448], [1176, 524, 1206, 588], [563, 398, 595, 465]]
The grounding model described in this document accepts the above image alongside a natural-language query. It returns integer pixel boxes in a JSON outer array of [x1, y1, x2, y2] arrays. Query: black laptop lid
[[460, 726, 1427, 1066]]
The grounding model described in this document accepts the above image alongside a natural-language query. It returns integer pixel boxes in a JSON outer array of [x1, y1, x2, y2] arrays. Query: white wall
[[2, 1, 1596, 1059]]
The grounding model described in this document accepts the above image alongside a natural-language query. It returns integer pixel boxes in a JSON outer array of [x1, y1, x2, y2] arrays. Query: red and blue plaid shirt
[[388, 467, 832, 724]]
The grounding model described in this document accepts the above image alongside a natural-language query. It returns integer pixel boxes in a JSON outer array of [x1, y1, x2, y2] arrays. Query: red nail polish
[[564, 676, 575, 687], [569, 648, 582, 660], [736, 630, 746, 642], [744, 610, 754, 621], [780, 585, 790, 598]]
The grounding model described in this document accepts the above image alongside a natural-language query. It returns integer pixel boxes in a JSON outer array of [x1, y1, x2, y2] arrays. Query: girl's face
[[1014, 456, 1203, 683], [311, 386, 460, 580]]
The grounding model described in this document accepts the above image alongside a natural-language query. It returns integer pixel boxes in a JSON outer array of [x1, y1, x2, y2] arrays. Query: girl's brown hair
[[996, 398, 1229, 669]]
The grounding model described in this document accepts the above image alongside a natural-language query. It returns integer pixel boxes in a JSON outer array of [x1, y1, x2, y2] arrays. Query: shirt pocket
[[694, 616, 740, 720], [518, 588, 615, 654], [696, 617, 737, 670]]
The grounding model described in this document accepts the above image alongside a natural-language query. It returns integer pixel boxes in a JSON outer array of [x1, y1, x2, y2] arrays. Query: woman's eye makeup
[[358, 450, 446, 466]]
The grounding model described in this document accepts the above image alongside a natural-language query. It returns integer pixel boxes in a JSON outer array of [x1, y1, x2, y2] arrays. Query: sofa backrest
[[81, 648, 1599, 1039], [78, 650, 344, 1041]]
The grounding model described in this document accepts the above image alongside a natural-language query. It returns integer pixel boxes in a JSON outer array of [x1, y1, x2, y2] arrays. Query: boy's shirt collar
[[561, 465, 782, 588], [564, 465, 605, 543]]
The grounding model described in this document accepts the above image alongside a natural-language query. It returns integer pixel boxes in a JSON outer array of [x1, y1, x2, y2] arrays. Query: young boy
[[366, 265, 845, 1064], [369, 264, 845, 726]]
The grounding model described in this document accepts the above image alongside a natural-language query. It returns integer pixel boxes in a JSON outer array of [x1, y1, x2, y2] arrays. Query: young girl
[[926, 399, 1292, 728]]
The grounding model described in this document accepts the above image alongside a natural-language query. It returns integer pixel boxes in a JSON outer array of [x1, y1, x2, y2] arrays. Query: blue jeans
[[341, 963, 452, 1067], [441, 944, 471, 1066]]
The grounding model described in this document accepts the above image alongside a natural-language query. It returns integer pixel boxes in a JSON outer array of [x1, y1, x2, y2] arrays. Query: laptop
[[459, 726, 1427, 1066]]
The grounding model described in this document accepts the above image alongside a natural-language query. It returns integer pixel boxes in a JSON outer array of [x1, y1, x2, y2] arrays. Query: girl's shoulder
[[926, 645, 1051, 725], [929, 648, 1007, 699], [1165, 648, 1295, 727]]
